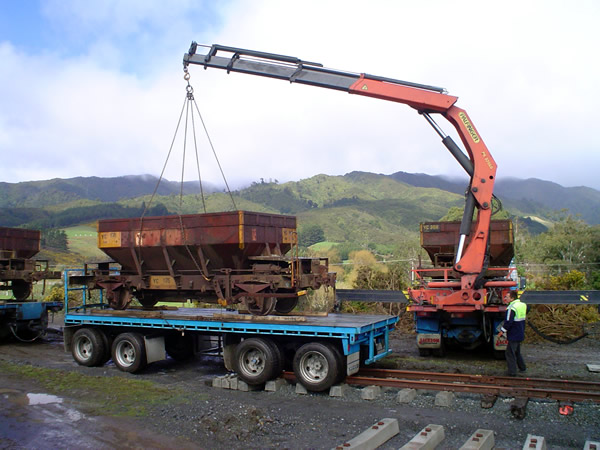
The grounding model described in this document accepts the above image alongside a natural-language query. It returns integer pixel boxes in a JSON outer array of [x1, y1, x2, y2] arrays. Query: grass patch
[[64, 224, 106, 260], [0, 361, 195, 417]]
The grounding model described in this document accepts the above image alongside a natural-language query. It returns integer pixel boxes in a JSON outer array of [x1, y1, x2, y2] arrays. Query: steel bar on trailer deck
[[520, 290, 600, 304], [335, 289, 409, 303]]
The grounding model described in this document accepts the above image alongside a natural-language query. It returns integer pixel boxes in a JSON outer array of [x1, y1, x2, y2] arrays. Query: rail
[[285, 368, 600, 403]]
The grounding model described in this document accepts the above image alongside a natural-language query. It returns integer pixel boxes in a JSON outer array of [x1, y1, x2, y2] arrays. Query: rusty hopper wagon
[[0, 226, 59, 301], [0, 226, 62, 341], [76, 211, 335, 315]]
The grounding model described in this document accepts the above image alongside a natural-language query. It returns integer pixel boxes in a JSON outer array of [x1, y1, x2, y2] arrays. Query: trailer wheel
[[293, 342, 340, 392], [72, 328, 107, 367], [265, 339, 285, 377], [112, 333, 147, 373], [98, 330, 113, 365], [234, 338, 279, 385], [326, 342, 347, 384], [11, 280, 32, 301]]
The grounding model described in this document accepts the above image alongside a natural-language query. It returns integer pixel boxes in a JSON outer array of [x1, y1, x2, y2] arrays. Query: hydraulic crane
[[183, 43, 513, 311]]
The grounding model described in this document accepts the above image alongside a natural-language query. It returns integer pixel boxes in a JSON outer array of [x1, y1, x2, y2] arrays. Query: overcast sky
[[1, 0, 599, 191]]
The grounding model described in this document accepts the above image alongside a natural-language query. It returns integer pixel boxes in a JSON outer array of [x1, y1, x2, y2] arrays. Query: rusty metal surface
[[0, 227, 41, 259], [97, 211, 296, 273], [420, 220, 514, 267]]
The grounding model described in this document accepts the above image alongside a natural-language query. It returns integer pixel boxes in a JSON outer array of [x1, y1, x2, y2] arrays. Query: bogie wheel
[[234, 338, 279, 385], [108, 288, 132, 310], [274, 297, 298, 314], [12, 280, 32, 301], [137, 292, 159, 308], [293, 342, 340, 392], [72, 328, 108, 367], [111, 332, 147, 373], [243, 295, 276, 316]]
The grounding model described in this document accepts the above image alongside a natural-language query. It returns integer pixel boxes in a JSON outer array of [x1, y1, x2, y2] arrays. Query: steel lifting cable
[[188, 85, 237, 209], [177, 81, 210, 280], [135, 71, 240, 284]]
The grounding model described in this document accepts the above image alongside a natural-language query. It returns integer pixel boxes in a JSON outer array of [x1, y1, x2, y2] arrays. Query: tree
[[41, 229, 68, 251], [299, 224, 325, 247]]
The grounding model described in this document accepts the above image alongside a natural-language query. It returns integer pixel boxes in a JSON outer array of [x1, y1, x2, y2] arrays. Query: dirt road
[[1, 320, 599, 449]]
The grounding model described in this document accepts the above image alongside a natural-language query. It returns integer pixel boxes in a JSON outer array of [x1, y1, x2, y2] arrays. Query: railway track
[[350, 368, 600, 403], [284, 368, 600, 403]]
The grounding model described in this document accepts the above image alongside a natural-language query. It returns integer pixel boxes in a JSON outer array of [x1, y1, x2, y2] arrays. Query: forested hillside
[[2, 171, 599, 279]]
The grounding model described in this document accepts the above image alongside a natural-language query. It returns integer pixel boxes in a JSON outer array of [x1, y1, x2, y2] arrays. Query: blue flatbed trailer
[[0, 300, 63, 341], [63, 302, 397, 392]]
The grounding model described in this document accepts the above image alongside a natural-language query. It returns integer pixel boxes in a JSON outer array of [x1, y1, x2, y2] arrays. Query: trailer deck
[[64, 308, 397, 362]]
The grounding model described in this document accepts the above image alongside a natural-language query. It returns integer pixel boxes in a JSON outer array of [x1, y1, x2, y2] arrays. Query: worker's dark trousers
[[506, 340, 526, 375]]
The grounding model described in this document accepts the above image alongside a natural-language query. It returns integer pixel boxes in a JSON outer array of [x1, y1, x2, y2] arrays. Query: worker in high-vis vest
[[499, 290, 527, 376]]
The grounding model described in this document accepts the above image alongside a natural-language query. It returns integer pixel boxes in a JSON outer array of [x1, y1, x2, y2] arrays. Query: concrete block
[[361, 385, 381, 400], [212, 376, 224, 388], [295, 383, 308, 395], [459, 429, 494, 450], [221, 376, 231, 389], [237, 380, 263, 392], [333, 418, 399, 450], [434, 391, 454, 407], [265, 378, 287, 392], [480, 394, 497, 409], [397, 388, 417, 403], [329, 384, 350, 397], [511, 397, 529, 420], [399, 424, 445, 450], [523, 434, 546, 450], [584, 441, 600, 450], [227, 374, 238, 390], [586, 364, 600, 373]]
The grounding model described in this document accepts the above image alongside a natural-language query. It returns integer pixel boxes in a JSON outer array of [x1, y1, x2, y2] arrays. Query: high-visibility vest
[[507, 299, 526, 321]]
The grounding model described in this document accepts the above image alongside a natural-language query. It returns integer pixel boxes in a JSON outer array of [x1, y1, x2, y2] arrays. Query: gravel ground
[[0, 315, 599, 449]]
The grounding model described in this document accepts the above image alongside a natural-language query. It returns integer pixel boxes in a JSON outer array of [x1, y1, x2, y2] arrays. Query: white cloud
[[1, 0, 599, 190]]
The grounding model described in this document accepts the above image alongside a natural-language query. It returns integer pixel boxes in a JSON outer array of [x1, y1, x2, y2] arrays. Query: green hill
[[4, 170, 600, 266]]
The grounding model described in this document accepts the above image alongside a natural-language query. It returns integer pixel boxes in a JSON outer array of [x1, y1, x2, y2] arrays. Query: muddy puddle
[[0, 387, 196, 449]]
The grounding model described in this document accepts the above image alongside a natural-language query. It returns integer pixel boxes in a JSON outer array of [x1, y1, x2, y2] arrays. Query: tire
[[72, 328, 107, 367], [293, 342, 340, 392], [165, 334, 195, 361], [265, 339, 284, 377], [111, 332, 147, 373], [234, 338, 279, 385], [325, 342, 346, 384], [98, 331, 113, 366], [418, 348, 432, 357], [431, 338, 446, 357], [493, 349, 506, 360]]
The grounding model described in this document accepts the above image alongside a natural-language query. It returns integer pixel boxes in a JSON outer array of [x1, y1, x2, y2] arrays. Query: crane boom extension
[[183, 43, 497, 292]]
